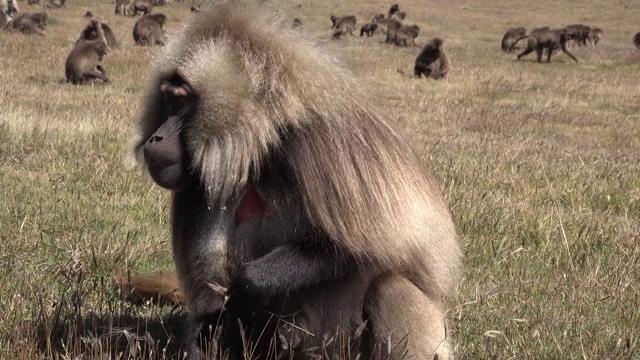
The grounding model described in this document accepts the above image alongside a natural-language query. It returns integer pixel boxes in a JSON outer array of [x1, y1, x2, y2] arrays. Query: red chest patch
[[235, 186, 271, 222]]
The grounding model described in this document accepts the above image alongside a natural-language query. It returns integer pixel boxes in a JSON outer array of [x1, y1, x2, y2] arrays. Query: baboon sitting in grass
[[5, 12, 48, 35], [414, 37, 450, 79], [393, 24, 420, 47], [65, 40, 110, 84], [517, 28, 578, 63]]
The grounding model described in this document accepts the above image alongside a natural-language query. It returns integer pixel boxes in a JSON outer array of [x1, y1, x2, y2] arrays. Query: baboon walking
[[65, 40, 110, 84], [127, 2, 461, 359], [517, 28, 578, 63], [360, 23, 377, 37], [330, 14, 356, 39], [394, 24, 420, 47]]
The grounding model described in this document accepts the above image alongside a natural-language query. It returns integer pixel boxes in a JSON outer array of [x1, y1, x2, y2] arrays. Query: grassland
[[1, 0, 639, 358]]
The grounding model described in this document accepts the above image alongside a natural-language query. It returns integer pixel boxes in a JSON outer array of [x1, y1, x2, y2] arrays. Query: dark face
[[143, 78, 194, 191]]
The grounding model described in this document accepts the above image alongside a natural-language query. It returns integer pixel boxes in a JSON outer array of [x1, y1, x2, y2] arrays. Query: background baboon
[[388, 3, 399, 17], [385, 19, 402, 43], [132, 13, 165, 45], [634, 31, 640, 49], [116, 0, 152, 16], [390, 10, 406, 22], [5, 12, 47, 35], [517, 28, 578, 63], [330, 14, 356, 39], [587, 27, 603, 46], [190, 6, 199, 12], [292, 17, 302, 29], [84, 10, 92, 17], [76, 19, 118, 49], [43, 0, 65, 9], [394, 24, 419, 47], [565, 23, 590, 46], [501, 26, 527, 52], [414, 37, 450, 79], [371, 13, 389, 35], [360, 23, 377, 37], [65, 40, 110, 84], [130, 2, 460, 359]]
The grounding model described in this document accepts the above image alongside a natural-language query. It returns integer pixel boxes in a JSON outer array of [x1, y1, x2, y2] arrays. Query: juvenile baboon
[[360, 23, 377, 37], [388, 3, 399, 17], [501, 26, 527, 52], [76, 19, 118, 49], [390, 10, 406, 22], [85, 10, 93, 17], [517, 27, 578, 63], [587, 27, 603, 46], [415, 37, 450, 79], [128, 2, 461, 359], [565, 23, 590, 46], [634, 32, 640, 49], [394, 24, 419, 47], [330, 14, 356, 39], [132, 13, 165, 46], [292, 17, 302, 29], [65, 40, 110, 84], [5, 12, 47, 35], [385, 19, 402, 43]]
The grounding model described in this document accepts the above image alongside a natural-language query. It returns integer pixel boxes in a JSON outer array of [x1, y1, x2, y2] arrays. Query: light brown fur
[[132, 13, 165, 46], [330, 14, 356, 39], [64, 39, 110, 84], [128, 1, 461, 359]]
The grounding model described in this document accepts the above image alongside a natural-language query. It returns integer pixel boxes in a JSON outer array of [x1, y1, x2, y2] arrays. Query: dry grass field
[[1, 0, 639, 358]]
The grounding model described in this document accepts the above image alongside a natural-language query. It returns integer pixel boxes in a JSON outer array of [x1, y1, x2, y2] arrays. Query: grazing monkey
[[565, 23, 590, 47], [4, 12, 48, 35], [501, 27, 527, 52], [65, 40, 110, 84], [414, 37, 450, 79], [132, 13, 165, 46], [517, 27, 578, 63], [76, 19, 118, 49], [129, 2, 461, 360]]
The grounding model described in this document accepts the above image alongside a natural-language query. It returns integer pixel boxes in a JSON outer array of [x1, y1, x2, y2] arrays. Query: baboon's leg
[[560, 42, 578, 63], [517, 46, 533, 60], [535, 45, 544, 62], [96, 64, 107, 76], [365, 274, 453, 360], [85, 70, 110, 83]]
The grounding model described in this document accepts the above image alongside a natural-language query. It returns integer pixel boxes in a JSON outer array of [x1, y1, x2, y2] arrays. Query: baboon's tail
[[112, 266, 184, 306], [511, 35, 528, 51]]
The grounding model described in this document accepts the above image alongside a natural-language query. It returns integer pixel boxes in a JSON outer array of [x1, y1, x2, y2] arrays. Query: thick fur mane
[[132, 1, 460, 296]]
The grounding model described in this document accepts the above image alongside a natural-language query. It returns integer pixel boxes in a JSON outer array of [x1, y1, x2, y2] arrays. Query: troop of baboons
[[501, 23, 613, 63]]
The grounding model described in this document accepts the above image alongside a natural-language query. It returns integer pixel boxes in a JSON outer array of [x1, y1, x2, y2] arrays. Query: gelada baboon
[[85, 10, 93, 17], [394, 24, 420, 47], [292, 17, 302, 29], [5, 12, 48, 35], [330, 14, 356, 39], [76, 19, 118, 49], [385, 19, 402, 43], [517, 27, 578, 63], [43, 0, 64, 9], [116, 0, 152, 16], [360, 23, 377, 37], [371, 13, 389, 35], [634, 32, 640, 49], [128, 1, 461, 359], [391, 10, 406, 22], [587, 27, 603, 46], [65, 40, 110, 84], [388, 3, 399, 17], [415, 37, 450, 79], [132, 13, 165, 46], [565, 23, 590, 46], [501, 26, 527, 52]]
